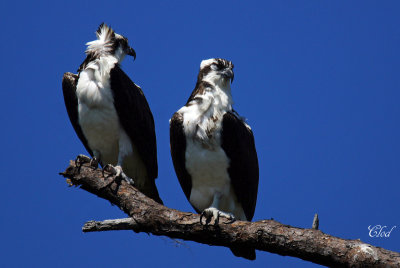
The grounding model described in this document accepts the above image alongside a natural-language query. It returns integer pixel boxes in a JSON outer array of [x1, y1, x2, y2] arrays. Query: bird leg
[[200, 192, 235, 225], [101, 147, 135, 186], [102, 164, 135, 185], [101, 133, 136, 185], [75, 154, 99, 170]]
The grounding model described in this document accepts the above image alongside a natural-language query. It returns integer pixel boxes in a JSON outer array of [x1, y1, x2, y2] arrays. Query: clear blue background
[[1, 1, 399, 267]]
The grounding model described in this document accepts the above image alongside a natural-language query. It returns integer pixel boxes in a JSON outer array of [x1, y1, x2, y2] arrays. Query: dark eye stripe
[[214, 58, 234, 70], [119, 38, 128, 48]]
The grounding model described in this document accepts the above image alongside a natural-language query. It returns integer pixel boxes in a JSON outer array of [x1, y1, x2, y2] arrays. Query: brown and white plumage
[[62, 23, 162, 204], [170, 58, 259, 259]]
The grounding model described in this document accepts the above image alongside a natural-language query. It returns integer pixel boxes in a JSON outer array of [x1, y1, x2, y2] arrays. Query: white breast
[[76, 57, 120, 165], [185, 137, 232, 210], [179, 84, 246, 220]]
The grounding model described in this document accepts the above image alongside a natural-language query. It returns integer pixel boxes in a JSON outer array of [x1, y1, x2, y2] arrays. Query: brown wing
[[221, 111, 259, 221], [109, 65, 158, 180], [169, 112, 194, 204], [62, 72, 94, 158]]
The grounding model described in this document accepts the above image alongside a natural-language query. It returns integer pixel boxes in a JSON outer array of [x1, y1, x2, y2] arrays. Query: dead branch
[[60, 160, 400, 267]]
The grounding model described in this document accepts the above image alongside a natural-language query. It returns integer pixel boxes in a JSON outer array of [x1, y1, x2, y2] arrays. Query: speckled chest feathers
[[180, 81, 233, 150]]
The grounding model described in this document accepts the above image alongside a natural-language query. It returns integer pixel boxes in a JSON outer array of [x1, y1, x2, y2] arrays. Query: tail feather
[[143, 178, 163, 205], [148, 187, 163, 205]]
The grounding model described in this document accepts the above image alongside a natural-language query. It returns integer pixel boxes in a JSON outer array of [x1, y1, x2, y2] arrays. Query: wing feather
[[170, 112, 193, 201], [109, 66, 158, 179], [221, 112, 259, 221], [62, 72, 93, 158]]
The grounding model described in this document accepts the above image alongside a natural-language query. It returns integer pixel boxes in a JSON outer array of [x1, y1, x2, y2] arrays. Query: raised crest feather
[[85, 23, 117, 57], [95, 23, 115, 40], [96, 22, 105, 37]]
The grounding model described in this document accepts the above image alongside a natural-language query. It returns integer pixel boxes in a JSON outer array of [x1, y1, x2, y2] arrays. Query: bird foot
[[200, 207, 235, 225], [102, 164, 134, 185], [75, 154, 98, 169]]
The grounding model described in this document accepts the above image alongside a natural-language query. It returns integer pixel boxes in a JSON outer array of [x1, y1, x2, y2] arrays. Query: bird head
[[85, 23, 136, 63], [198, 58, 234, 86]]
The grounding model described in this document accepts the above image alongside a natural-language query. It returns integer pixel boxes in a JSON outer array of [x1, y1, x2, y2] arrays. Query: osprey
[[169, 58, 259, 259], [62, 23, 162, 204]]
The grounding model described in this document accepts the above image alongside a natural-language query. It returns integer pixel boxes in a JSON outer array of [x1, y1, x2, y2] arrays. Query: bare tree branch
[[60, 160, 400, 267], [83, 218, 137, 232]]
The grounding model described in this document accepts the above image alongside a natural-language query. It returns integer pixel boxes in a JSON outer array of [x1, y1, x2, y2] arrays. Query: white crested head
[[197, 58, 234, 87], [200, 58, 218, 70], [179, 58, 236, 142], [85, 24, 115, 56], [83, 23, 136, 64]]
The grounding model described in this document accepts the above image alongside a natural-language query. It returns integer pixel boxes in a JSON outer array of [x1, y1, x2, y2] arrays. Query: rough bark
[[60, 161, 400, 267]]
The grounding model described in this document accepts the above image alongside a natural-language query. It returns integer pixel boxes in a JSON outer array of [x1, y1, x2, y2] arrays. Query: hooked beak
[[126, 46, 136, 60], [221, 68, 234, 83]]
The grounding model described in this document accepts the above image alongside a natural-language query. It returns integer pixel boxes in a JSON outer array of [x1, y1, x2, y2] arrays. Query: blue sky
[[1, 1, 399, 267]]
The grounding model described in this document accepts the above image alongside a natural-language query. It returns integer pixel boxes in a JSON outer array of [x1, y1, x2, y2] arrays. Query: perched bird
[[62, 23, 162, 204], [169, 58, 259, 259]]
